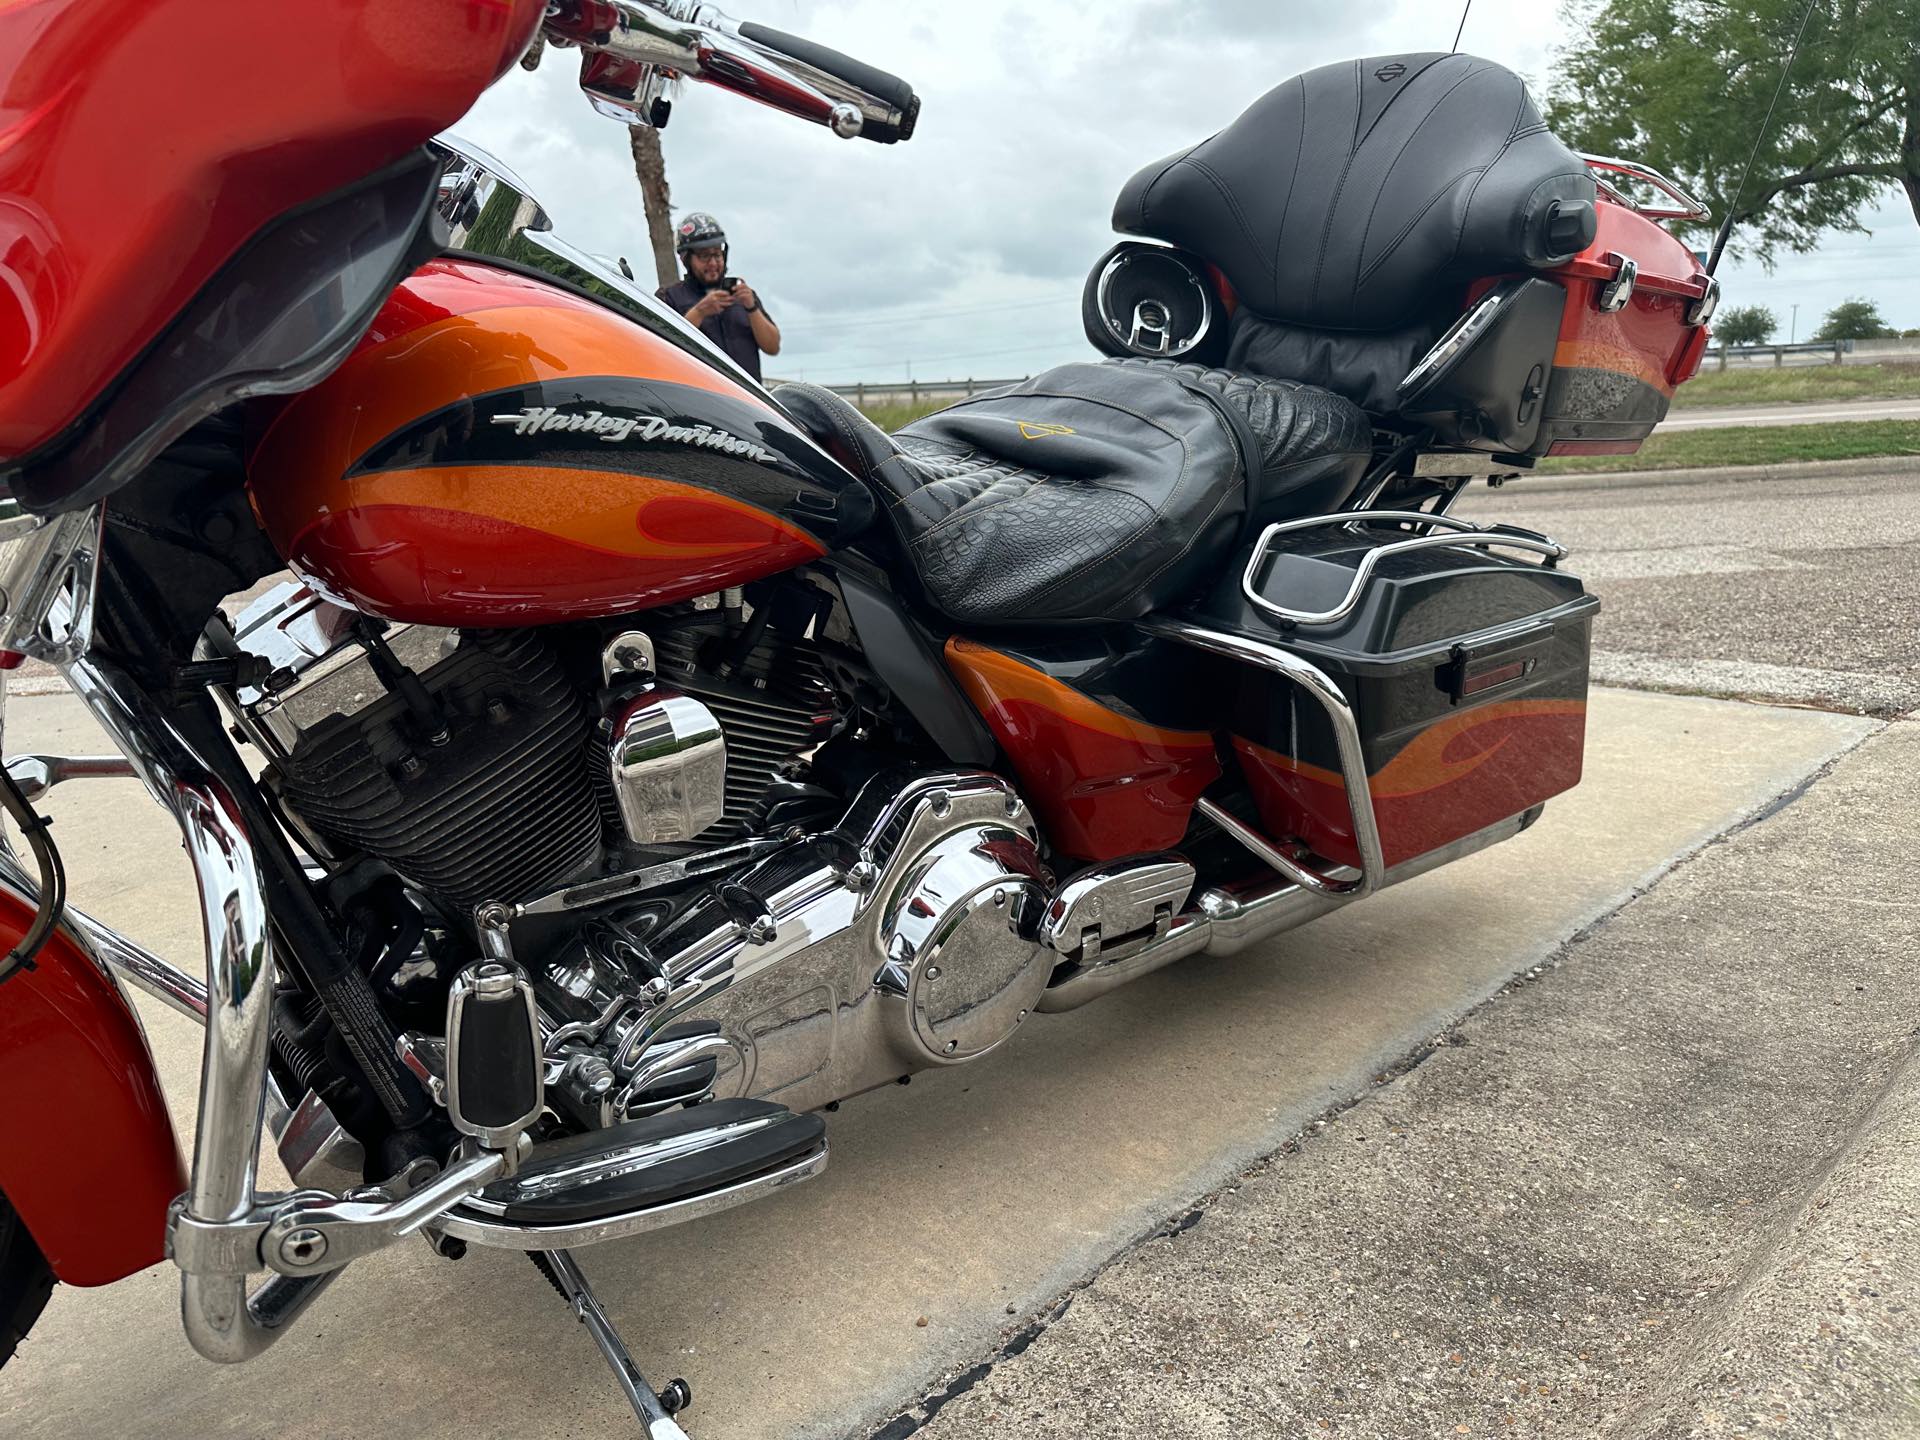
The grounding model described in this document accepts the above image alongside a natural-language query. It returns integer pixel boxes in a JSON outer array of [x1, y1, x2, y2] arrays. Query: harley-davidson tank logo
[[489, 405, 779, 463]]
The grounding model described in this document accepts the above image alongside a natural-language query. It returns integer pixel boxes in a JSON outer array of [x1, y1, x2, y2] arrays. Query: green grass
[[856, 398, 954, 430], [1537, 419, 1920, 474], [1670, 360, 1920, 409], [858, 394, 1920, 477]]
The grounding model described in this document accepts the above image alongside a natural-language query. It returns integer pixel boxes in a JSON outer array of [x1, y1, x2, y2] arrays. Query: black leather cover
[[1111, 360, 1372, 522], [774, 382, 922, 503], [888, 361, 1369, 624], [1113, 53, 1597, 334], [1226, 310, 1445, 415], [779, 365, 1369, 625], [890, 362, 1244, 624]]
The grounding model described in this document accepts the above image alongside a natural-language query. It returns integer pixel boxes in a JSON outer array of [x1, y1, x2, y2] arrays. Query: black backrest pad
[[1114, 53, 1597, 333]]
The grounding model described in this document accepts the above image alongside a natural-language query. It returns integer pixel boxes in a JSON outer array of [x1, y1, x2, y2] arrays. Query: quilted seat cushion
[[777, 360, 1371, 626]]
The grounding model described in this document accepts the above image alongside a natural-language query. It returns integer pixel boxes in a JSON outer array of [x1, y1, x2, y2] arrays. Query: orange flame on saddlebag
[[1234, 697, 1589, 871]]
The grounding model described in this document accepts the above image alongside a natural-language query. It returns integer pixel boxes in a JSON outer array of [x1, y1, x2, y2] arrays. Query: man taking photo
[[657, 212, 781, 382]]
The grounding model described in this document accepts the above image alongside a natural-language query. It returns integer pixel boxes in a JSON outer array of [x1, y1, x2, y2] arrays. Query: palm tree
[[629, 124, 678, 288]]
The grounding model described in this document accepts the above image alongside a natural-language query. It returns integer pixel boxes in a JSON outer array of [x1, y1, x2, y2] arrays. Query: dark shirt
[[657, 278, 771, 381]]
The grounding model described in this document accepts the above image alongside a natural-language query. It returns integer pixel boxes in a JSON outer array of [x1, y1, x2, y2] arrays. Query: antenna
[[1451, 0, 1473, 53], [1705, 0, 1823, 275]]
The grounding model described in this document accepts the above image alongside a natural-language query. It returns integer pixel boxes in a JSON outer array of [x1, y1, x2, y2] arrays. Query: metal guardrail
[[809, 377, 1024, 408], [1710, 339, 1920, 370], [797, 335, 1920, 406]]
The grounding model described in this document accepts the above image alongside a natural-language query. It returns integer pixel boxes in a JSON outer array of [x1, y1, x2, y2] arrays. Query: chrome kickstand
[[532, 1249, 695, 1438]]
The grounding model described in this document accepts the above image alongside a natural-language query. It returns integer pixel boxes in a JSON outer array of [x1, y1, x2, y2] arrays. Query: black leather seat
[[1112, 53, 1597, 412], [777, 359, 1369, 626]]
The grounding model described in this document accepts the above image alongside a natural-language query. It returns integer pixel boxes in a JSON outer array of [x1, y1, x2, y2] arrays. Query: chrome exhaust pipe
[[1035, 878, 1331, 1012], [1037, 811, 1534, 1013]]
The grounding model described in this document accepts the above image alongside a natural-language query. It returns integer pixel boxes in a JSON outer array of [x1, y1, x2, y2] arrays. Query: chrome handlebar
[[541, 0, 917, 143]]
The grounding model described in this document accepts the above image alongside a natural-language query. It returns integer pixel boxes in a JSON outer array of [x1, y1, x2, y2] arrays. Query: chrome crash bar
[[1240, 510, 1568, 630], [53, 658, 336, 1360]]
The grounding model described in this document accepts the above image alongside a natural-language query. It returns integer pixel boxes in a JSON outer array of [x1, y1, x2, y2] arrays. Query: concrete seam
[[863, 713, 1894, 1439], [1591, 1028, 1920, 1440]]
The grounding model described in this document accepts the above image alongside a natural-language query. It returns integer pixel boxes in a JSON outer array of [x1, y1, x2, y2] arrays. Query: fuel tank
[[247, 259, 872, 626]]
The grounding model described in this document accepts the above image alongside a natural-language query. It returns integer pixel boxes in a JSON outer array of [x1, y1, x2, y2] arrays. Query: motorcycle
[[0, 4, 1721, 1433]]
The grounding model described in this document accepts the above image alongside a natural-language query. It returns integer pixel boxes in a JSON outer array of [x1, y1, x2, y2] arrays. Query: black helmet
[[675, 211, 727, 258]]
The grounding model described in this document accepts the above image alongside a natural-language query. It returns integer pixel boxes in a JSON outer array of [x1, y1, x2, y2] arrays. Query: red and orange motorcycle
[[0, 3, 1717, 1431]]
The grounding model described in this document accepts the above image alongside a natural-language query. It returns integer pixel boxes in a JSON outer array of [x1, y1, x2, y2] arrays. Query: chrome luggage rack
[[1578, 154, 1712, 223], [1240, 510, 1569, 631]]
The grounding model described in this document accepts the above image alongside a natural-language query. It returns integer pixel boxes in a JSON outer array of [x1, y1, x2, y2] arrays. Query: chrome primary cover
[[872, 816, 1048, 1066], [532, 773, 1052, 1116]]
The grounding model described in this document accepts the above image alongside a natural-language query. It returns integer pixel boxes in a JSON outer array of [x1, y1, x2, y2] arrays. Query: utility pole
[[1790, 303, 1799, 343], [628, 125, 678, 289]]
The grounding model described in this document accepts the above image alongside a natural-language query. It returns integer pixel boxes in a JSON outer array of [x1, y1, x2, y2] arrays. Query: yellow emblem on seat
[[1016, 421, 1076, 440]]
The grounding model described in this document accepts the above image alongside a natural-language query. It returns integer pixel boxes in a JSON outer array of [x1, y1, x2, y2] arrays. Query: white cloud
[[454, 1, 1918, 382]]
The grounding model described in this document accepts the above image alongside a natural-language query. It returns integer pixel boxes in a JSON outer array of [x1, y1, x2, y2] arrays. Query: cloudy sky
[[456, 0, 1920, 384]]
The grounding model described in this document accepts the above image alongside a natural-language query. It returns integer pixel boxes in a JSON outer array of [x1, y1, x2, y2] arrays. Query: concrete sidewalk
[[0, 686, 1878, 1439], [890, 713, 1920, 1439]]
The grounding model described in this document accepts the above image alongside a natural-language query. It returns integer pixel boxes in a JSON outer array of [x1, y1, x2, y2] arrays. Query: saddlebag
[[1197, 517, 1599, 870]]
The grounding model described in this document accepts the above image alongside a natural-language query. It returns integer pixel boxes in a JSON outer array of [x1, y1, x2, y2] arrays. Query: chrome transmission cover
[[529, 772, 1052, 1117]]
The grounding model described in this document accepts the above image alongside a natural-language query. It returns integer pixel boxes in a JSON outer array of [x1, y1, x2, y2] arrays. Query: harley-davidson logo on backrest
[[489, 405, 780, 463]]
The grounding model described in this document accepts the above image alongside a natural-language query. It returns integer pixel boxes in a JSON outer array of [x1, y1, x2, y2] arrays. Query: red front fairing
[[0, 0, 541, 461], [0, 886, 184, 1286]]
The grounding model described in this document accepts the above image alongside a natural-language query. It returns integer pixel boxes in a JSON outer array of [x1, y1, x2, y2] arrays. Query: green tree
[[462, 179, 526, 258], [1547, 0, 1920, 264], [1715, 304, 1779, 344], [1812, 297, 1896, 339]]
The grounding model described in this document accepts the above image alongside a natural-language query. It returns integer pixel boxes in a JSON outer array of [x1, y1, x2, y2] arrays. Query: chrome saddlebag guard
[[1195, 510, 1596, 874]]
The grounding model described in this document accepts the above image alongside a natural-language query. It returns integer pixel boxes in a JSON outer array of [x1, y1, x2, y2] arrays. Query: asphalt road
[[1660, 397, 1920, 430], [0, 460, 1913, 1438], [1458, 459, 1920, 717]]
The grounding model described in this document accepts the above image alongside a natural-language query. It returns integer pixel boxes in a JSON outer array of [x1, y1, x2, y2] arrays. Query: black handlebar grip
[[736, 22, 920, 142]]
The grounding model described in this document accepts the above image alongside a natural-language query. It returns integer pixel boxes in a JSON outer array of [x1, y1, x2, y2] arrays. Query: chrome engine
[[216, 584, 604, 910], [213, 583, 837, 914], [520, 772, 1055, 1121], [211, 582, 1059, 1128]]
